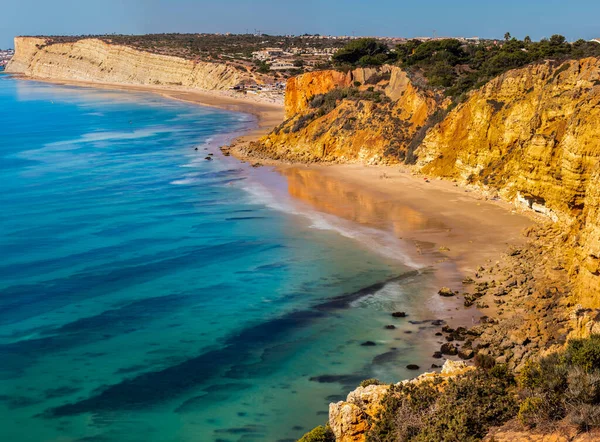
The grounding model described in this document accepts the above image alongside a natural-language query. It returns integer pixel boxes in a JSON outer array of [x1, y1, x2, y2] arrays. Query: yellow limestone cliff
[[6, 37, 245, 90], [239, 66, 443, 164], [416, 58, 600, 306]]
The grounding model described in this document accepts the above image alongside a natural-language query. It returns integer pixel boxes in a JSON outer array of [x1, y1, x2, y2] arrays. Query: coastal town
[[0, 48, 14, 67]]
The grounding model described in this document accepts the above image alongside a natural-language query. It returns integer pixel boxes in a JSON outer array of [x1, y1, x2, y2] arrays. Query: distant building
[[268, 60, 296, 70], [252, 48, 285, 61]]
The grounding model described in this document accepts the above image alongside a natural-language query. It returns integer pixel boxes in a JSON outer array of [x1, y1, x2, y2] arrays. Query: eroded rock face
[[417, 58, 600, 306], [241, 66, 443, 164], [6, 37, 245, 90], [329, 384, 389, 442]]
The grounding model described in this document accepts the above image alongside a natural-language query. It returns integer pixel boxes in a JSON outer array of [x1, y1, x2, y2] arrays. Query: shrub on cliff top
[[366, 365, 517, 442], [360, 378, 383, 388], [517, 335, 600, 430], [332, 38, 393, 66], [298, 425, 335, 442]]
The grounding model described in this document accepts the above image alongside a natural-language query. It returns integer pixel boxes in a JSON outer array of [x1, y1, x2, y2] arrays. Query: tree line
[[332, 35, 600, 99]]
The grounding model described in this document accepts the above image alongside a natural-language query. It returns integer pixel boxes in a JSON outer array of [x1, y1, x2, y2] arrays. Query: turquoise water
[[0, 75, 454, 442]]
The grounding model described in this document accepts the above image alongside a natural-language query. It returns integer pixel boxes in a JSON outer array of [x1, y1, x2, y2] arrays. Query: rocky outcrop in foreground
[[328, 360, 473, 442], [6, 37, 246, 90]]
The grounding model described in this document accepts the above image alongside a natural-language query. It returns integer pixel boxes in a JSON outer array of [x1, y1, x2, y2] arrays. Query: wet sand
[[277, 164, 536, 278]]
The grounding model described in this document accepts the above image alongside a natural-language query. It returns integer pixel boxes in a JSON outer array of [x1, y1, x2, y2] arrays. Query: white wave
[[46, 127, 176, 148], [349, 282, 406, 309], [171, 178, 198, 185]]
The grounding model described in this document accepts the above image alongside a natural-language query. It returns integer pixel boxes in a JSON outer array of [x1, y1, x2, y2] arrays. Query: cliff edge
[[6, 36, 246, 91]]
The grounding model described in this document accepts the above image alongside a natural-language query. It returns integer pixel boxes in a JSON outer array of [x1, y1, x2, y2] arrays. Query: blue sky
[[2, 0, 599, 49]]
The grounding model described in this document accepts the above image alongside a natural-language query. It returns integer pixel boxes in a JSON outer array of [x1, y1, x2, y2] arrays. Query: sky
[[2, 0, 600, 49]]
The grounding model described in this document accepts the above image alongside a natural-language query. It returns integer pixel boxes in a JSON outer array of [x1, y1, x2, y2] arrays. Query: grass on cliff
[[298, 336, 600, 442], [517, 335, 600, 431], [367, 364, 518, 442]]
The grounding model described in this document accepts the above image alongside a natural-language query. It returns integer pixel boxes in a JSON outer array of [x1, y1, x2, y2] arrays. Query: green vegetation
[[366, 365, 517, 442], [346, 336, 600, 441], [396, 35, 600, 98], [298, 425, 335, 442], [332, 38, 395, 67], [517, 335, 600, 431], [37, 33, 351, 62], [360, 378, 383, 388], [332, 35, 600, 100]]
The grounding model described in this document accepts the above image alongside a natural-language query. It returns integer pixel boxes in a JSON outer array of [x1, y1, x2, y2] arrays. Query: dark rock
[[406, 364, 420, 370], [384, 325, 396, 330], [432, 351, 443, 359], [442, 325, 455, 334], [441, 343, 458, 356], [194, 147, 198, 151], [445, 335, 455, 342], [462, 277, 475, 284], [431, 319, 445, 326], [431, 363, 441, 368], [435, 332, 443, 336], [438, 287, 455, 297], [205, 156, 213, 161], [361, 341, 377, 346], [392, 312, 407, 318], [458, 349, 475, 360]]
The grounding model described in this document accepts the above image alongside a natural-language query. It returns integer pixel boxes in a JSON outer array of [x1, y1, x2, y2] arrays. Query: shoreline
[[14, 72, 541, 359], [17, 73, 539, 324], [8, 74, 285, 144]]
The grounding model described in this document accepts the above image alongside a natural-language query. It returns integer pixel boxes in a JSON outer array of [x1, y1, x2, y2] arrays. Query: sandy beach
[[278, 164, 535, 276]]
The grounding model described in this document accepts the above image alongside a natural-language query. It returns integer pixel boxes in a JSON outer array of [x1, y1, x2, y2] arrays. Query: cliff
[[6, 37, 246, 90], [416, 58, 600, 307], [245, 59, 600, 306], [236, 66, 444, 164]]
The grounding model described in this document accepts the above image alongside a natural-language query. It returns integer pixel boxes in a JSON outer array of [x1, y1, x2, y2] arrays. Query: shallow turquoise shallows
[[0, 75, 446, 442]]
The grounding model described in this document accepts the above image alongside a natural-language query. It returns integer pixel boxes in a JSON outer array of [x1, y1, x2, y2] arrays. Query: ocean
[[0, 74, 456, 441]]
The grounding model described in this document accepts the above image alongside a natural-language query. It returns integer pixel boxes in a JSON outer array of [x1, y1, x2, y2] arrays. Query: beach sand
[[277, 164, 535, 276]]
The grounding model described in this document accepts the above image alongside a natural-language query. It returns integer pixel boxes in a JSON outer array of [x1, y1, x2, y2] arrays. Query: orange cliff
[[416, 58, 600, 306], [247, 59, 600, 307], [238, 66, 444, 164]]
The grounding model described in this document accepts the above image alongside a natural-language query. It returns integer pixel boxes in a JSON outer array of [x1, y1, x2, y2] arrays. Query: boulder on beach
[[391, 311, 407, 318], [438, 287, 455, 297], [440, 343, 458, 356]]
